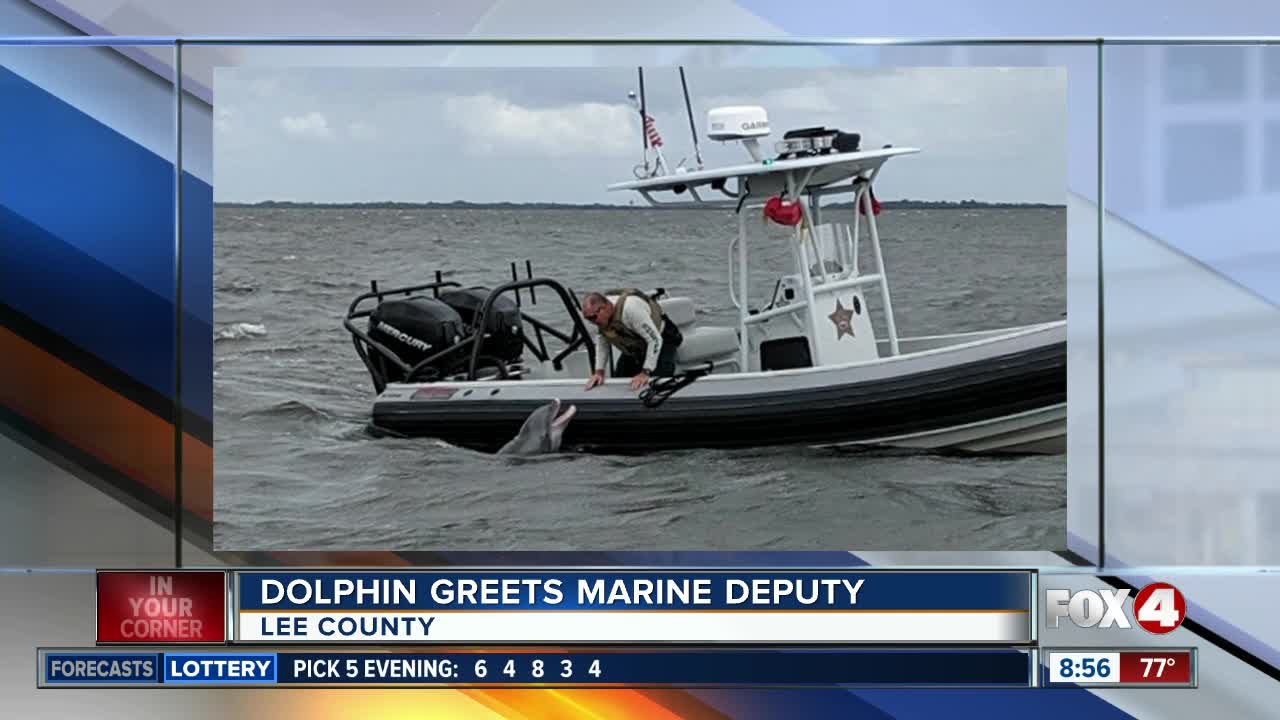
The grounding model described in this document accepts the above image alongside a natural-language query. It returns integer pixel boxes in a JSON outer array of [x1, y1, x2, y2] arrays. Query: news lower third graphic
[[32, 569, 1204, 690], [229, 569, 1034, 644], [1043, 649, 1198, 688], [93, 569, 1036, 645], [38, 648, 1035, 688]]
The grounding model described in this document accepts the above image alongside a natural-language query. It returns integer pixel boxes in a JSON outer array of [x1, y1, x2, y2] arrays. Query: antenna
[[629, 66, 670, 177], [629, 68, 653, 178], [638, 67, 648, 155], [679, 67, 703, 169]]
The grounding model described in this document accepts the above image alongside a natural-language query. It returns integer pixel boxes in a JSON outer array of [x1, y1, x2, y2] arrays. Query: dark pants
[[614, 318, 682, 377]]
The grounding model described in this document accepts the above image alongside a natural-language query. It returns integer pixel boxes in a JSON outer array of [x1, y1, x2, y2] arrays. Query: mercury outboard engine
[[368, 296, 466, 381], [439, 287, 525, 366]]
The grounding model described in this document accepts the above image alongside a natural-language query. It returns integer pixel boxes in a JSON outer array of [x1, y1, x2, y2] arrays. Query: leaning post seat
[[657, 296, 697, 328], [657, 296, 740, 368]]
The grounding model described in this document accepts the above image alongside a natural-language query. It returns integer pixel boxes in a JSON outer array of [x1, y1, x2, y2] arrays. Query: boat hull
[[369, 322, 1067, 455]]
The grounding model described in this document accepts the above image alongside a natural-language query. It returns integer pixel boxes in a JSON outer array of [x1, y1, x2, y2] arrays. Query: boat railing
[[344, 275, 598, 391], [813, 272, 884, 295], [745, 299, 809, 326], [728, 234, 741, 309], [465, 277, 597, 380]]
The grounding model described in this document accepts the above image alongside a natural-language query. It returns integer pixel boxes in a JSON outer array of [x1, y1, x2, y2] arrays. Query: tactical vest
[[599, 289, 664, 358]]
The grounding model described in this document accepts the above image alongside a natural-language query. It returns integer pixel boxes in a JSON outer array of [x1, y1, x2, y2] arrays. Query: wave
[[240, 399, 336, 423], [215, 282, 257, 295], [333, 484, 398, 513], [215, 322, 267, 341], [310, 278, 365, 290], [236, 342, 321, 357]]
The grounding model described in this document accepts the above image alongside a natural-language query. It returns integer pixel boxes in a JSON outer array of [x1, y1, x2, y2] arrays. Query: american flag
[[643, 114, 663, 147]]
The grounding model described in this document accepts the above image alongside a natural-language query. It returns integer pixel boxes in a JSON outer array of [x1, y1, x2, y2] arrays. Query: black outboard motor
[[439, 287, 525, 365], [368, 296, 466, 381]]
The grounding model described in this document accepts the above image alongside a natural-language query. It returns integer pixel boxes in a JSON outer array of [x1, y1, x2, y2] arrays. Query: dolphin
[[496, 399, 577, 455]]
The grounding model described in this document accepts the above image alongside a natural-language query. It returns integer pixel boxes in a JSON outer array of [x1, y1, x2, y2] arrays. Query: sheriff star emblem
[[829, 299, 854, 339]]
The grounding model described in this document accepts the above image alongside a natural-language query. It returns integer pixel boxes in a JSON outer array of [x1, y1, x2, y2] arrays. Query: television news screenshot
[[4, 2, 1279, 718]]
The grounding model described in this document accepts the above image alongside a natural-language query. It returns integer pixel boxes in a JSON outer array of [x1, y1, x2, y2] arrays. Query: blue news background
[[41, 649, 1031, 687], [0, 55, 214, 422], [235, 570, 1031, 610]]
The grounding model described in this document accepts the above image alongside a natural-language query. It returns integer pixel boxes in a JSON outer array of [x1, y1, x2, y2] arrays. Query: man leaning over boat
[[582, 289, 683, 391]]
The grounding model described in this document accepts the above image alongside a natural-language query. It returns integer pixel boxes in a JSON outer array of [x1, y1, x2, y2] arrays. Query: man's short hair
[[583, 292, 608, 308]]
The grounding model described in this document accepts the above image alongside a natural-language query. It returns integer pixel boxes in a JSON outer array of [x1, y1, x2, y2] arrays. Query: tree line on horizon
[[214, 198, 1066, 210]]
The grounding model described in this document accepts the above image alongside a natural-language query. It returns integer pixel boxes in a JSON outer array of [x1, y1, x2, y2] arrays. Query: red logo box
[[97, 570, 227, 645]]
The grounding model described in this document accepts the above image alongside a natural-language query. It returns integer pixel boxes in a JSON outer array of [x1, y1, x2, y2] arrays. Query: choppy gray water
[[213, 206, 1066, 551]]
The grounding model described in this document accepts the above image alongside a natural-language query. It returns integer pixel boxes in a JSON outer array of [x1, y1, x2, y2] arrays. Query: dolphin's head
[[543, 398, 577, 451], [500, 399, 577, 455]]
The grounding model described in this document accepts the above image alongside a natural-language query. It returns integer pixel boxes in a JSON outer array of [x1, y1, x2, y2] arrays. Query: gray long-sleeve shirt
[[593, 298, 664, 373]]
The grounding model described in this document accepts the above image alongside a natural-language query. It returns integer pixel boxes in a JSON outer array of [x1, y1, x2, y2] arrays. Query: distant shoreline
[[215, 200, 1066, 210]]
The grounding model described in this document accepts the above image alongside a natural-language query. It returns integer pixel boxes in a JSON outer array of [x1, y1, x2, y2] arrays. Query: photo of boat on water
[[212, 66, 1067, 552]]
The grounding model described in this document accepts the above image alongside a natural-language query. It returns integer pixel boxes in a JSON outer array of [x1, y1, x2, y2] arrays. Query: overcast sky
[[213, 66, 1066, 205]]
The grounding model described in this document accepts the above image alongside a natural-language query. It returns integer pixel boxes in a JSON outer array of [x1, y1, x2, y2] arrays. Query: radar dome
[[707, 106, 770, 142]]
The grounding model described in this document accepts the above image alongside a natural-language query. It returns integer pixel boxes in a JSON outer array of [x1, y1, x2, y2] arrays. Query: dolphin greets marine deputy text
[[496, 399, 577, 455]]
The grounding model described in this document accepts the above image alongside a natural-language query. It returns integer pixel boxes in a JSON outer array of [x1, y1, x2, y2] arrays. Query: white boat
[[344, 79, 1065, 455]]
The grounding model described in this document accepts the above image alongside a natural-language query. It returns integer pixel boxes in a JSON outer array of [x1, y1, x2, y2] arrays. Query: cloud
[[249, 76, 281, 98], [443, 94, 636, 156], [750, 85, 838, 114], [217, 67, 1065, 204], [214, 106, 234, 134], [279, 112, 333, 139], [348, 121, 378, 141]]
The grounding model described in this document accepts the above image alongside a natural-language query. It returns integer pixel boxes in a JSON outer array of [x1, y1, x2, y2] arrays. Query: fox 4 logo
[[1045, 582, 1187, 634]]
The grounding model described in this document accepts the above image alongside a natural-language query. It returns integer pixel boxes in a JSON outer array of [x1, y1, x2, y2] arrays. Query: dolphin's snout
[[497, 399, 575, 456], [553, 403, 577, 428]]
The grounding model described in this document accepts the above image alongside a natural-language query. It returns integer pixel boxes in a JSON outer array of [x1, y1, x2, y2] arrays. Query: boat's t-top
[[608, 92, 920, 375]]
